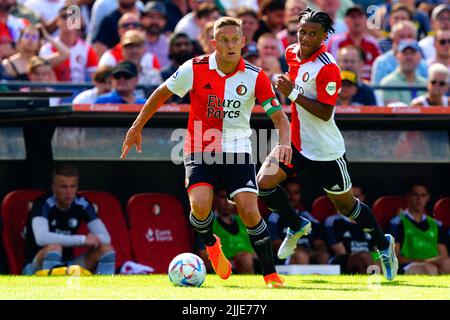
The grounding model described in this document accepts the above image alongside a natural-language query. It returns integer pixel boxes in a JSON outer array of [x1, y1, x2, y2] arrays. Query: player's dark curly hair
[[298, 8, 335, 36]]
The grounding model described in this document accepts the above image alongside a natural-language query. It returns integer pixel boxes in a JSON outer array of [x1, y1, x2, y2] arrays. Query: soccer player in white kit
[[257, 8, 399, 281], [121, 17, 288, 288]]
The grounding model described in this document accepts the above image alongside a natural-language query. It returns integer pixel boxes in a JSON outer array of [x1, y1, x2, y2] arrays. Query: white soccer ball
[[168, 253, 206, 287]]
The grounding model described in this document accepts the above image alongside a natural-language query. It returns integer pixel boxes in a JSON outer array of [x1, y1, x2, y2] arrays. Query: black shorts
[[184, 152, 258, 199], [275, 146, 352, 194]]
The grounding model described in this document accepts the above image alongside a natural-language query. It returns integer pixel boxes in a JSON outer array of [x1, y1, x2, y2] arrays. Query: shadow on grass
[[334, 281, 450, 289], [222, 284, 365, 292]]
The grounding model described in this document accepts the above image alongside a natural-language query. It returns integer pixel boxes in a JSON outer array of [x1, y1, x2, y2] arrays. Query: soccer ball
[[168, 253, 206, 287]]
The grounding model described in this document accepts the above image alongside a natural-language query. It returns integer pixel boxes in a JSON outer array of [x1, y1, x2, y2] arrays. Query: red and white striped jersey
[[165, 52, 281, 156], [39, 38, 98, 82], [327, 32, 381, 81], [99, 45, 161, 85], [3, 15, 30, 42], [286, 44, 345, 161]]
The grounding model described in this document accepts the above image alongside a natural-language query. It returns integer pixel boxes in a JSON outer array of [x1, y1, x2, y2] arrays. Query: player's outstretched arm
[[275, 74, 334, 121], [269, 109, 292, 165], [120, 84, 173, 159]]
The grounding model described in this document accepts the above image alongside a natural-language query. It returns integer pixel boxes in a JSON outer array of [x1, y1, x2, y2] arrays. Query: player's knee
[[424, 263, 439, 275], [44, 244, 63, 252], [256, 174, 276, 190], [190, 196, 213, 218], [237, 207, 260, 226]]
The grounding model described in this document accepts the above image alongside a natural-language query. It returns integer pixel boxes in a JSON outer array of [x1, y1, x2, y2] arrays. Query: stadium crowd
[[0, 0, 448, 106], [0, 1, 449, 276]]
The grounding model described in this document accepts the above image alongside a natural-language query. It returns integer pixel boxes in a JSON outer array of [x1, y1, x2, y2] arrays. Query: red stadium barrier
[[372, 196, 408, 232], [311, 195, 337, 223], [127, 193, 192, 273], [75, 191, 133, 269], [1, 189, 45, 274], [433, 197, 450, 229]]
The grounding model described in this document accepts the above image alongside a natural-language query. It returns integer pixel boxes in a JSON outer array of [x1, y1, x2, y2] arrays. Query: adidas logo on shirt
[[330, 184, 341, 191]]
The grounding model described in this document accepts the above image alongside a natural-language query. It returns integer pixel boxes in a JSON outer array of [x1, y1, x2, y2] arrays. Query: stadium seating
[[372, 196, 408, 232], [127, 193, 192, 273], [1, 189, 45, 274], [75, 191, 133, 269], [311, 195, 337, 223], [433, 197, 450, 229]]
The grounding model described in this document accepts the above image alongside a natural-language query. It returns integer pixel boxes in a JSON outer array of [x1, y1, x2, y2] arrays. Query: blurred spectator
[[10, 0, 40, 24], [371, 21, 428, 85], [237, 8, 259, 48], [23, 0, 66, 31], [378, 3, 413, 53], [306, 0, 354, 20], [242, 44, 260, 66], [22, 56, 60, 106], [73, 65, 113, 104], [196, 188, 256, 274], [268, 180, 329, 265], [2, 24, 69, 81], [352, 184, 366, 203], [419, 4, 449, 61], [316, 0, 348, 38], [254, 0, 285, 41], [0, 32, 15, 60], [284, 0, 307, 22], [427, 29, 450, 69], [161, 32, 194, 80], [0, 0, 30, 44], [215, 0, 259, 17], [92, 0, 141, 58], [380, 39, 427, 106], [88, 0, 143, 44], [39, 6, 98, 82], [379, 0, 431, 41], [174, 1, 219, 41], [99, 30, 161, 86], [325, 212, 377, 274], [198, 21, 214, 55], [141, 1, 170, 69], [388, 178, 450, 275], [22, 165, 115, 275], [161, 33, 193, 104], [163, 0, 190, 32], [411, 63, 449, 107], [327, 5, 381, 81], [337, 45, 377, 106], [96, 13, 142, 70], [256, 32, 287, 83], [277, 16, 299, 50], [95, 60, 147, 104], [336, 70, 361, 106]]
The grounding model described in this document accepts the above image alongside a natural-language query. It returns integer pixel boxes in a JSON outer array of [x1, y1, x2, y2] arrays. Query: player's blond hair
[[213, 17, 242, 39]]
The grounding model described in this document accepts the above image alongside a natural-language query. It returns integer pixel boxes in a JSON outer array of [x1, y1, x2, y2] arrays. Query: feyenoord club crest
[[302, 72, 309, 82], [236, 84, 247, 96]]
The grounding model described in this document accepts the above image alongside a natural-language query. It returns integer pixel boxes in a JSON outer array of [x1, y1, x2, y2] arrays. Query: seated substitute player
[[325, 212, 378, 274], [268, 179, 329, 265], [23, 166, 116, 275], [196, 188, 257, 274], [257, 8, 399, 281], [121, 17, 291, 288], [388, 178, 450, 275]]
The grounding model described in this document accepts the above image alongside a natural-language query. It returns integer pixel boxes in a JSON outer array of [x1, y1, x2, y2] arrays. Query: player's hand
[[275, 74, 294, 97], [85, 233, 101, 247], [121, 126, 142, 159], [275, 144, 292, 165]]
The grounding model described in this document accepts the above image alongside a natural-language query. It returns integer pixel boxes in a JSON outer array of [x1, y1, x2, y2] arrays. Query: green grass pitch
[[0, 275, 449, 300]]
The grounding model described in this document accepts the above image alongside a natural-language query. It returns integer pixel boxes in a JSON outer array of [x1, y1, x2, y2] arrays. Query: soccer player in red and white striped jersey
[[121, 17, 289, 288], [257, 8, 399, 281]]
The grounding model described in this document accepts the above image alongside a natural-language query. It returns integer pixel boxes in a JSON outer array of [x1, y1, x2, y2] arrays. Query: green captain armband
[[261, 97, 282, 116]]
